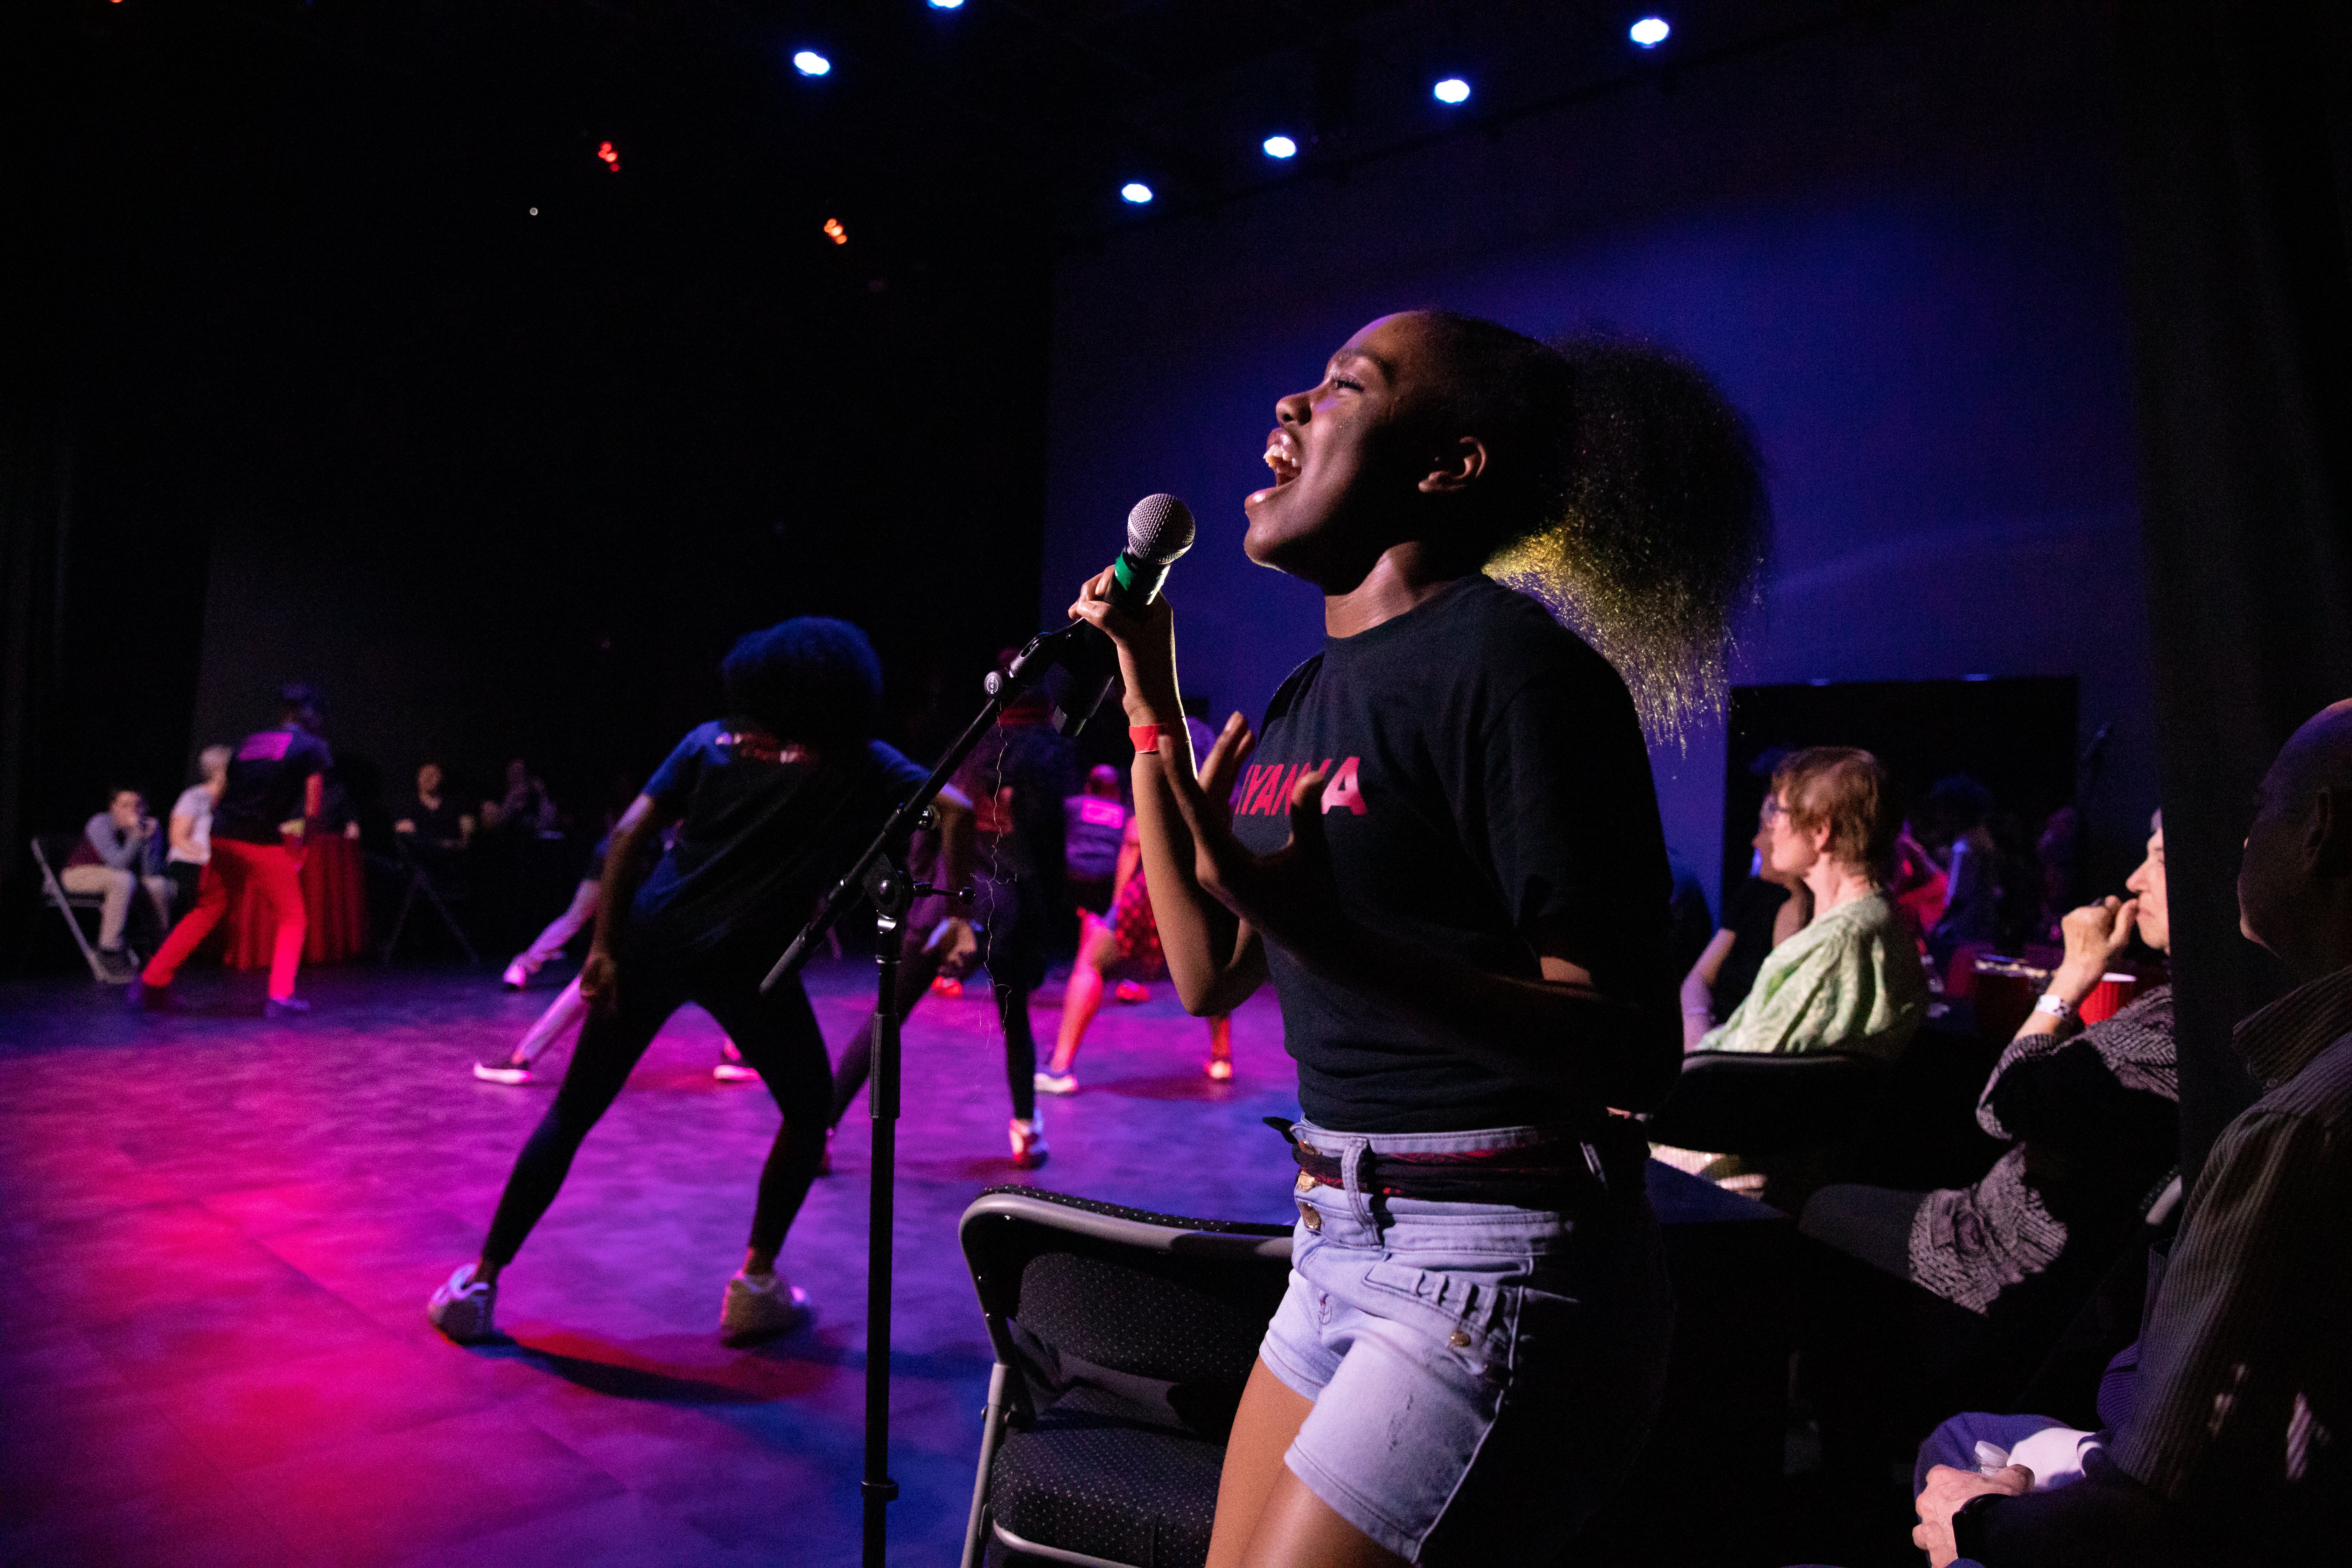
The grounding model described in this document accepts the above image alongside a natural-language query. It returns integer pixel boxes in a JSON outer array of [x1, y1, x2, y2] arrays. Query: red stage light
[[596, 141, 620, 172], [822, 217, 847, 245]]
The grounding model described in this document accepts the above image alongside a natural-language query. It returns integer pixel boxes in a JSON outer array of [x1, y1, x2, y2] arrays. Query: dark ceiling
[[54, 0, 1886, 256]]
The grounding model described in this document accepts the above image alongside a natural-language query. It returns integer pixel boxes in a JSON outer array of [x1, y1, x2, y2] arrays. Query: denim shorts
[[1258, 1120, 1674, 1563]]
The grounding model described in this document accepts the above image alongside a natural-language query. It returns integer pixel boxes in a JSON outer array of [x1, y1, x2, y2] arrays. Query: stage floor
[[0, 958, 1303, 1566]]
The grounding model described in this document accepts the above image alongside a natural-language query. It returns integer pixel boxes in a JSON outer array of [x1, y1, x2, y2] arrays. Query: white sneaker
[[720, 1270, 810, 1343], [713, 1061, 760, 1083], [1033, 1070, 1079, 1096], [474, 1058, 532, 1085], [427, 1264, 497, 1343], [1009, 1115, 1049, 1170]]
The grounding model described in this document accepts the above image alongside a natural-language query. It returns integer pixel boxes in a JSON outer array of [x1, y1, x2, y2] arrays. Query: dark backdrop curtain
[[2118, 0, 2352, 1180]]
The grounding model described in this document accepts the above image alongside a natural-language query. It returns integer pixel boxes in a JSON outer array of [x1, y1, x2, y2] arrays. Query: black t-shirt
[[627, 720, 930, 958], [1227, 576, 1671, 1134], [1714, 876, 1791, 1016], [407, 796, 468, 847], [212, 728, 335, 846]]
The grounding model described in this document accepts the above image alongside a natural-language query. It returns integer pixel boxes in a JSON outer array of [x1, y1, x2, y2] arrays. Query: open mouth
[[1261, 430, 1301, 487]]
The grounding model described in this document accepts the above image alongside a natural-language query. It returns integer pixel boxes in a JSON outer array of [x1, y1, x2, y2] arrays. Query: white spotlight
[[1432, 77, 1470, 105], [1120, 182, 1154, 204], [1263, 135, 1298, 159], [793, 49, 831, 77], [1630, 17, 1671, 48]]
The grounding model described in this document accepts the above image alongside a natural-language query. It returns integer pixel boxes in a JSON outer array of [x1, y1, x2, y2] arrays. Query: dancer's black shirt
[[212, 728, 335, 846], [630, 720, 929, 958], [1227, 577, 1671, 1134]]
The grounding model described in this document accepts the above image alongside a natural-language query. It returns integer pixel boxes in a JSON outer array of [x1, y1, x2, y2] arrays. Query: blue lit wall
[[1038, 1, 2152, 909]]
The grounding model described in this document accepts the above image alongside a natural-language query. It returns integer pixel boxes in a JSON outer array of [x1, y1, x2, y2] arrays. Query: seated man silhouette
[[1911, 702, 2352, 1567]]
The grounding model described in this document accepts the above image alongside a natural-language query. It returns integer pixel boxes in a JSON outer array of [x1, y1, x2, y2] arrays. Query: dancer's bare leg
[[1048, 916, 1118, 1075], [512, 977, 588, 1066], [1205, 1012, 1233, 1078]]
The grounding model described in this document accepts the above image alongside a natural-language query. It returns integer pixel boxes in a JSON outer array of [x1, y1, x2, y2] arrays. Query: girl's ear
[[1416, 434, 1489, 495]]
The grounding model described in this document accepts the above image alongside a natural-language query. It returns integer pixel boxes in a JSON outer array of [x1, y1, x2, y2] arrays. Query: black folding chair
[[959, 1186, 1293, 1568], [30, 833, 133, 982], [378, 834, 479, 965], [1645, 1049, 1891, 1156]]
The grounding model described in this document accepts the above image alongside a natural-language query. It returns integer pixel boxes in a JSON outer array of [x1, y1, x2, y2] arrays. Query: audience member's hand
[[580, 949, 620, 1014], [1913, 1462, 2031, 1566], [2055, 895, 2140, 996]]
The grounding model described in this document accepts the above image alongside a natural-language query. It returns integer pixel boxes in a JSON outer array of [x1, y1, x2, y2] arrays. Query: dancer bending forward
[[1072, 311, 1766, 1565], [429, 618, 971, 1345]]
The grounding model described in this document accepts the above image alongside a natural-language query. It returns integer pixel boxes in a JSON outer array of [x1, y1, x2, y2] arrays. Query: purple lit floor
[[0, 959, 1303, 1567]]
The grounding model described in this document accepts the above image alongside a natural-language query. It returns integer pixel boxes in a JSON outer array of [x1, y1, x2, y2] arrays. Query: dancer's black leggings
[[483, 938, 832, 1267], [829, 875, 1041, 1127]]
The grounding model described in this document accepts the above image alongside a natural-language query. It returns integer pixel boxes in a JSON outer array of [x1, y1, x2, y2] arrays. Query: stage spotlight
[[1432, 77, 1470, 105], [596, 140, 620, 172], [930, 0, 964, 8], [1263, 134, 1298, 159], [823, 217, 848, 244], [793, 49, 831, 77], [1120, 182, 1154, 204], [1630, 16, 1671, 48]]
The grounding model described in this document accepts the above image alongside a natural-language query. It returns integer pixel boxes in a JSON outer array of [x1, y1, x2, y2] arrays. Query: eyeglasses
[[1759, 796, 1788, 823]]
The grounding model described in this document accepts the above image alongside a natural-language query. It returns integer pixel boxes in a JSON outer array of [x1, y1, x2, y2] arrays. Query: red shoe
[[931, 975, 964, 999], [1113, 980, 1149, 1004]]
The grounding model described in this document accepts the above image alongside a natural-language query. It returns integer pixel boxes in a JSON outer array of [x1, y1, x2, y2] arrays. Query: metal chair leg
[[961, 1362, 1012, 1568]]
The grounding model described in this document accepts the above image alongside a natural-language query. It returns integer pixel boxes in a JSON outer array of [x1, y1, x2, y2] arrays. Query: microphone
[[1050, 493, 1196, 736]]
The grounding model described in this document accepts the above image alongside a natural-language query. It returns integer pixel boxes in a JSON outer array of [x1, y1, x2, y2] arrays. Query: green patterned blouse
[[1696, 889, 1929, 1060]]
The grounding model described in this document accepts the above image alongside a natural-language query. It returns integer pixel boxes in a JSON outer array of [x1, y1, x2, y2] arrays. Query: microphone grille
[[1126, 493, 1196, 566]]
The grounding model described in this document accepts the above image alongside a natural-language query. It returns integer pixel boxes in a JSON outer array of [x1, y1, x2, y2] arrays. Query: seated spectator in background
[[1889, 819, 1950, 941], [165, 745, 232, 922], [63, 787, 174, 979], [485, 757, 557, 835], [1911, 704, 2352, 1567], [1692, 746, 1929, 1060], [1063, 764, 1127, 918], [1924, 773, 2000, 964], [2035, 804, 2084, 943], [1801, 813, 2175, 1449], [1665, 847, 1716, 984], [394, 763, 474, 854], [1681, 793, 1813, 1049]]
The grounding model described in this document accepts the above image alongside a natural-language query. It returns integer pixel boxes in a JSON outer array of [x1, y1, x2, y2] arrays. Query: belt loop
[[1342, 1138, 1377, 1228]]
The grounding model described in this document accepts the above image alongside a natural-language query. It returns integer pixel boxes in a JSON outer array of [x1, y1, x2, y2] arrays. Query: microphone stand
[[760, 620, 1104, 1568]]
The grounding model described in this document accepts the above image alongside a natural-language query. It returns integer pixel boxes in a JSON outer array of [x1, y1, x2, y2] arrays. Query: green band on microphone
[[1112, 556, 1139, 593]]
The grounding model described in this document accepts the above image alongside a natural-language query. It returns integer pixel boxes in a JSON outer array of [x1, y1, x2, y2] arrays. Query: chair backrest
[[960, 1186, 1292, 1442], [30, 834, 98, 905], [1646, 1050, 1890, 1156]]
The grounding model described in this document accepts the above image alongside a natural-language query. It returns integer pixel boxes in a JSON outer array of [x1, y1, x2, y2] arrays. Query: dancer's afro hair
[[721, 617, 883, 747]]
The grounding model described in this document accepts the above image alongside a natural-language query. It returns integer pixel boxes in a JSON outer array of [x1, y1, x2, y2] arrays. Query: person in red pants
[[135, 684, 332, 1018]]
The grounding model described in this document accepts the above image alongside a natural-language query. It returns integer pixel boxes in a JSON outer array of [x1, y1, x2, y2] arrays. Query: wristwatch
[[2033, 993, 2076, 1021], [1952, 1490, 2007, 1558]]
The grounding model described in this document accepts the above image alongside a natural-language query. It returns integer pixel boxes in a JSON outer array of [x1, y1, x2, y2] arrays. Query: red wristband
[[1129, 724, 1164, 756]]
